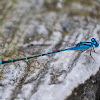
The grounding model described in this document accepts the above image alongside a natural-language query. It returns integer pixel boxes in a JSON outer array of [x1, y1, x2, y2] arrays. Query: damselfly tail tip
[[0, 61, 2, 65]]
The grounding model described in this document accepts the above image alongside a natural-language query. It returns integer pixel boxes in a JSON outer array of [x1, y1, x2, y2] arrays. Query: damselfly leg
[[92, 47, 99, 55], [89, 46, 99, 61], [90, 50, 95, 61]]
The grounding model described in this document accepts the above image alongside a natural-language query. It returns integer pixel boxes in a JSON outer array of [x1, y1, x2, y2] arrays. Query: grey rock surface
[[0, 0, 100, 100]]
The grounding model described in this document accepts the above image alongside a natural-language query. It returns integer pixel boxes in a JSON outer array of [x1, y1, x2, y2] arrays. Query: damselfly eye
[[91, 38, 96, 42], [95, 42, 99, 47]]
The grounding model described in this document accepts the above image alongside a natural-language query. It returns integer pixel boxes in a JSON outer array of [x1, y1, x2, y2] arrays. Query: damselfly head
[[91, 38, 99, 47]]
